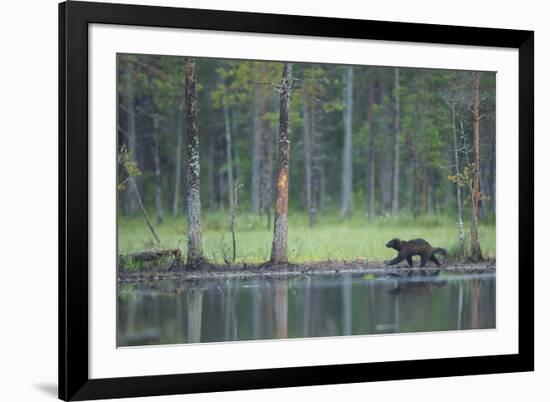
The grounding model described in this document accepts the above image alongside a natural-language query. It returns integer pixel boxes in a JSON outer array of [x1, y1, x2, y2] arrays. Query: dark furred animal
[[384, 238, 447, 267]]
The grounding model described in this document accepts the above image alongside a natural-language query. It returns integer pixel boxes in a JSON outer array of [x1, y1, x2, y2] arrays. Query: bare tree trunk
[[270, 63, 293, 264], [451, 103, 465, 251], [319, 163, 326, 210], [310, 101, 318, 224], [129, 176, 161, 245], [223, 94, 235, 211], [413, 141, 419, 218], [185, 58, 204, 264], [391, 67, 400, 215], [261, 121, 273, 229], [151, 115, 164, 225], [172, 107, 183, 216], [470, 72, 483, 260], [423, 147, 429, 214], [367, 70, 375, 220], [123, 62, 138, 216], [303, 95, 316, 226], [208, 130, 216, 210], [251, 84, 261, 213], [340, 66, 353, 218], [230, 181, 243, 263]]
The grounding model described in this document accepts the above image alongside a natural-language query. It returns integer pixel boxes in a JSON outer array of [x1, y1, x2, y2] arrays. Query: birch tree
[[340, 66, 353, 218], [366, 70, 376, 220], [391, 67, 400, 215], [185, 58, 204, 264]]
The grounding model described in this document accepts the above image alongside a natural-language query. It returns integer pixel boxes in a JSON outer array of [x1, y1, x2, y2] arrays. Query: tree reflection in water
[[117, 273, 495, 347]]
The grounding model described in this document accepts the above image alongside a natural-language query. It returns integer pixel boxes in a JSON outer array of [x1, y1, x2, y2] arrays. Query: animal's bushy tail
[[434, 247, 448, 257]]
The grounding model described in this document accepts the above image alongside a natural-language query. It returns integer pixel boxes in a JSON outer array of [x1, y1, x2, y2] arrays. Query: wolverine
[[384, 238, 447, 267]]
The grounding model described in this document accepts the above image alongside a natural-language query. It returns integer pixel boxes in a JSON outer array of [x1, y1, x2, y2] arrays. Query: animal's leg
[[420, 253, 429, 267], [430, 254, 441, 266], [406, 256, 414, 268], [384, 255, 405, 266]]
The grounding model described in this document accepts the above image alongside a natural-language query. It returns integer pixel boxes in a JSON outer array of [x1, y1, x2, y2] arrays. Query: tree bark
[[151, 114, 164, 225], [413, 140, 420, 218], [470, 72, 483, 260], [208, 130, 216, 210], [185, 58, 204, 264], [223, 92, 235, 211], [303, 94, 316, 226], [123, 61, 138, 216], [340, 66, 353, 218], [270, 63, 293, 264], [391, 67, 400, 215], [451, 103, 465, 251], [423, 147, 429, 214], [261, 106, 274, 229], [367, 70, 375, 220], [172, 106, 183, 216], [251, 83, 261, 213]]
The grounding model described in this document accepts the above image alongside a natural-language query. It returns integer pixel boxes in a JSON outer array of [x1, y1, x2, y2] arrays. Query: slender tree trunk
[[270, 63, 293, 264], [391, 67, 400, 215], [124, 62, 138, 216], [185, 58, 204, 264], [413, 141, 419, 218], [251, 84, 261, 213], [172, 107, 183, 216], [151, 115, 164, 225], [310, 101, 318, 224], [303, 95, 316, 226], [423, 147, 429, 214], [223, 94, 235, 211], [129, 176, 161, 245], [340, 66, 353, 218], [208, 130, 216, 210], [367, 70, 375, 220], [217, 133, 226, 212], [451, 103, 465, 251], [470, 72, 483, 260], [261, 119, 273, 229], [319, 163, 326, 210]]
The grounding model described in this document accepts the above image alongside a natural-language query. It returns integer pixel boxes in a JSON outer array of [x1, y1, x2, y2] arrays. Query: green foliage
[[117, 147, 141, 191]]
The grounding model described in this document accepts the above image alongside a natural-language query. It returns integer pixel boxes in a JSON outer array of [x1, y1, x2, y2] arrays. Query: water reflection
[[117, 273, 496, 347]]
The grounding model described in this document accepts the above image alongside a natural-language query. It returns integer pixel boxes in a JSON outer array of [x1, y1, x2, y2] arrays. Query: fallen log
[[118, 249, 183, 271]]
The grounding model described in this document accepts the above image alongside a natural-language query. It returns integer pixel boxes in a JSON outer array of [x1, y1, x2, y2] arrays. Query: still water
[[117, 272, 496, 346]]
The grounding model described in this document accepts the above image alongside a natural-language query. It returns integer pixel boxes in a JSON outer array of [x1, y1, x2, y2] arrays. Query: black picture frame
[[59, 1, 534, 400]]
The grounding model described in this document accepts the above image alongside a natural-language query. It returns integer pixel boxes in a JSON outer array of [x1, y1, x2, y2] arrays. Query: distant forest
[[117, 54, 495, 262]]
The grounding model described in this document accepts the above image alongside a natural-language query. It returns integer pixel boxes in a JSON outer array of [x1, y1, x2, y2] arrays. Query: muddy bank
[[118, 258, 495, 283]]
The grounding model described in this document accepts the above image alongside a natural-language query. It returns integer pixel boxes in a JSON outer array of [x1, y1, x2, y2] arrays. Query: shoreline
[[118, 259, 496, 282]]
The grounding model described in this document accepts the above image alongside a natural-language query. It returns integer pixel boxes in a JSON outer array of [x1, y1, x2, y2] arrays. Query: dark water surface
[[117, 272, 496, 346]]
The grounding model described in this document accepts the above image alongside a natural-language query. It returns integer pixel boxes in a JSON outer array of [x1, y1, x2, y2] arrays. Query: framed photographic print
[[59, 0, 534, 400]]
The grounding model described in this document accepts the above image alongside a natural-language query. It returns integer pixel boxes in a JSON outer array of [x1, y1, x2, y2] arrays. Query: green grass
[[117, 210, 496, 264]]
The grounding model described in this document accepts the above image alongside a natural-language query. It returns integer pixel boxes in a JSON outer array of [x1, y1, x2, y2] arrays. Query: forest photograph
[[116, 53, 496, 347]]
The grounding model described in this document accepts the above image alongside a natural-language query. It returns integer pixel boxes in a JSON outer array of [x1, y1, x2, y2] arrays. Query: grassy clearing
[[117, 211, 496, 264]]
